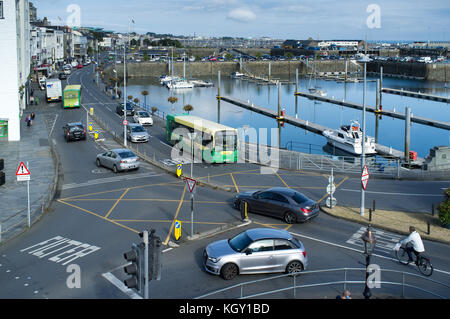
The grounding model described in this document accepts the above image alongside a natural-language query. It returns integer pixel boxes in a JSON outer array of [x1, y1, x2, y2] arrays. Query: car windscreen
[[228, 232, 252, 252], [69, 125, 84, 132], [131, 126, 146, 132], [139, 112, 150, 117], [291, 191, 309, 205], [117, 151, 136, 158]]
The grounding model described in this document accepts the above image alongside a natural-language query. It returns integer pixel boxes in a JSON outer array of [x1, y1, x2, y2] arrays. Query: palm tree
[[127, 95, 133, 101], [183, 104, 193, 114], [141, 90, 149, 109], [133, 98, 139, 106], [151, 106, 158, 115]]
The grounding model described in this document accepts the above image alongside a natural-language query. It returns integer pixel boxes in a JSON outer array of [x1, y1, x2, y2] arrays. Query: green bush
[[437, 188, 450, 226]]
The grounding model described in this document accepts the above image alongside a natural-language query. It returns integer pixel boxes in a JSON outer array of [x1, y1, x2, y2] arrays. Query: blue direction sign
[[176, 164, 182, 178]]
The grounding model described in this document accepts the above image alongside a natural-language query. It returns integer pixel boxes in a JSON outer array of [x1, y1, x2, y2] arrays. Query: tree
[[151, 106, 158, 115], [127, 95, 133, 101], [141, 90, 149, 108], [133, 98, 139, 105], [183, 104, 193, 114]]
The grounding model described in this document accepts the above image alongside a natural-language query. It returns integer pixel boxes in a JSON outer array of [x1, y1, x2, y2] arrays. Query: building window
[[0, 1, 4, 19]]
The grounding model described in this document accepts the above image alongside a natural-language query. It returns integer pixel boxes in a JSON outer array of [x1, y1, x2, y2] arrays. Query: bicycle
[[394, 243, 433, 276]]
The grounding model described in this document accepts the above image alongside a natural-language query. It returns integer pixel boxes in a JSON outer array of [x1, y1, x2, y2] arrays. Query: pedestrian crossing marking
[[346, 226, 403, 252]]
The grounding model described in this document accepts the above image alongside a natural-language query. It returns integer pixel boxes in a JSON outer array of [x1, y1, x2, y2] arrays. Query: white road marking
[[289, 230, 450, 276], [61, 172, 163, 190]]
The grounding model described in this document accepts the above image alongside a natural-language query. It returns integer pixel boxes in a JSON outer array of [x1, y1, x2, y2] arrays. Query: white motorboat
[[167, 80, 194, 89], [190, 79, 214, 87], [231, 72, 244, 78], [322, 121, 377, 155]]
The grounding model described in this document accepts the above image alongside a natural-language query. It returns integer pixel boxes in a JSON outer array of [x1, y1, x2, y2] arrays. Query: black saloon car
[[116, 102, 135, 116], [234, 187, 319, 224], [63, 122, 86, 142]]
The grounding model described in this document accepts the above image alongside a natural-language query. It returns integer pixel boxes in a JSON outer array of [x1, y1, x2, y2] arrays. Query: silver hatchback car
[[96, 148, 140, 173], [127, 123, 150, 143], [203, 228, 308, 280]]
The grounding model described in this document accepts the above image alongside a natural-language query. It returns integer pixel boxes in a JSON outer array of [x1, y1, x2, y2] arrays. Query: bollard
[[89, 122, 93, 132], [369, 208, 372, 222], [431, 204, 434, 216], [427, 221, 430, 235], [373, 200, 376, 212], [94, 130, 99, 140]]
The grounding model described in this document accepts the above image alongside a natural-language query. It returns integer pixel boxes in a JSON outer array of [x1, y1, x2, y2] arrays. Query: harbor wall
[[105, 60, 449, 82]]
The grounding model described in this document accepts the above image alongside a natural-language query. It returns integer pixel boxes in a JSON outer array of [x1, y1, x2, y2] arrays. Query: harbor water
[[123, 74, 449, 159]]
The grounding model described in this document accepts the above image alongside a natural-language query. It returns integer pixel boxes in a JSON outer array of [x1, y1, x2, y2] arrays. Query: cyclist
[[399, 226, 425, 264]]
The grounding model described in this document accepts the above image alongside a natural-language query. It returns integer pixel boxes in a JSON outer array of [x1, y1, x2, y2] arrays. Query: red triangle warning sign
[[186, 177, 196, 193], [16, 162, 30, 175]]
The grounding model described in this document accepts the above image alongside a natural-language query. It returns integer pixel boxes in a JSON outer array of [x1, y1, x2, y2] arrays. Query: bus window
[[214, 131, 237, 151]]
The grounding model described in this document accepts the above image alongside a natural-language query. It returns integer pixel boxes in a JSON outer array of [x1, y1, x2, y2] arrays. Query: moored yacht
[[322, 121, 376, 155], [231, 72, 244, 78], [167, 79, 194, 89]]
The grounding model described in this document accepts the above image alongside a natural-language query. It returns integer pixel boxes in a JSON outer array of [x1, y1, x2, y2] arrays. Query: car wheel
[[285, 260, 303, 274], [96, 158, 101, 167], [283, 211, 297, 224], [113, 165, 118, 173], [220, 263, 238, 280]]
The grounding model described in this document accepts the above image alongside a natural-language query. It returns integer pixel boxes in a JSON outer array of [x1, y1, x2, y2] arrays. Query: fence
[[195, 267, 450, 299]]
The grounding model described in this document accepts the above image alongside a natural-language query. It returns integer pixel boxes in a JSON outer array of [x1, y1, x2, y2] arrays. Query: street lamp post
[[358, 55, 371, 216], [361, 224, 377, 299]]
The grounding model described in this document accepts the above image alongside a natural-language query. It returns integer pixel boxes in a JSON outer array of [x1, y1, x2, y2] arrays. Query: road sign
[[16, 162, 30, 176], [176, 164, 182, 178], [361, 165, 370, 190], [122, 119, 128, 125], [186, 177, 196, 193], [326, 196, 337, 208], [326, 183, 336, 195], [174, 220, 181, 240]]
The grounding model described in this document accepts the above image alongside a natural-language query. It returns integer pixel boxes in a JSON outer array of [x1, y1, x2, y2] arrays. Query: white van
[[45, 79, 62, 102]]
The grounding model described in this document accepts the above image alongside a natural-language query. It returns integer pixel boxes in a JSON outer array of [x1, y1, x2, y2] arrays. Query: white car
[[133, 110, 153, 126]]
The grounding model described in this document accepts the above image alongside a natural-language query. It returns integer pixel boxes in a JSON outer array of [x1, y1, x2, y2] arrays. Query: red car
[[76, 64, 83, 69]]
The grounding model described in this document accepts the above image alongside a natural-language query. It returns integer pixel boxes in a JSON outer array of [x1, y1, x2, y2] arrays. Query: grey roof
[[246, 228, 291, 241]]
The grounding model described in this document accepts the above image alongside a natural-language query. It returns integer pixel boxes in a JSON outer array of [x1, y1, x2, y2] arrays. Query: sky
[[33, 0, 449, 41]]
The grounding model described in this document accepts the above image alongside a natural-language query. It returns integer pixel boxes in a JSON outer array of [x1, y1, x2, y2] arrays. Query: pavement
[[0, 84, 58, 243]]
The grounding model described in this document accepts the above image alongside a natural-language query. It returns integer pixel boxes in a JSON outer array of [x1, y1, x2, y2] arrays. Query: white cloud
[[227, 8, 256, 22]]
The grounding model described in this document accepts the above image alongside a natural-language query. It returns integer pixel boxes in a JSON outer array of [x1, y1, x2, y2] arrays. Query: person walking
[[25, 114, 31, 127]]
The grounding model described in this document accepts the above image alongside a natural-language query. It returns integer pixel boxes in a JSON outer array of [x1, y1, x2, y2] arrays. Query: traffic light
[[149, 233, 162, 281], [123, 242, 144, 292], [0, 158, 4, 186]]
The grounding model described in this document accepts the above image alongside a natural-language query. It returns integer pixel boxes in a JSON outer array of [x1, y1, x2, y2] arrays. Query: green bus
[[63, 85, 82, 108], [166, 114, 238, 163]]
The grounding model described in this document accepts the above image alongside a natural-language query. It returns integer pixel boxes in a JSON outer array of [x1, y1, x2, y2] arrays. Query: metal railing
[[195, 267, 450, 299]]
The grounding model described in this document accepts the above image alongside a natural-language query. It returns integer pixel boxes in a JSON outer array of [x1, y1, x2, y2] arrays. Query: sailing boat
[[308, 74, 327, 96], [167, 52, 194, 90]]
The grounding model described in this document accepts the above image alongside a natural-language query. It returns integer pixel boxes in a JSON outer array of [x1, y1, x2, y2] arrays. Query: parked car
[[63, 122, 86, 142], [203, 228, 308, 280], [96, 148, 140, 173], [58, 72, 67, 80], [133, 110, 153, 126], [76, 64, 83, 69], [233, 187, 319, 224], [126, 123, 150, 143], [116, 102, 135, 116]]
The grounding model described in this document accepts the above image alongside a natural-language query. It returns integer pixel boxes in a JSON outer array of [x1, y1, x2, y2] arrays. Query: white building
[[0, 0, 31, 141]]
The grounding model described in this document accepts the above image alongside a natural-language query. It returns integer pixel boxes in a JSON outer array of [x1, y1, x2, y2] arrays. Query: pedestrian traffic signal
[[0, 158, 5, 186], [123, 243, 144, 292]]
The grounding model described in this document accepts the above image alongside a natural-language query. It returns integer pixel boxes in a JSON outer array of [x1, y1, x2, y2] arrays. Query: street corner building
[[0, 0, 32, 142]]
